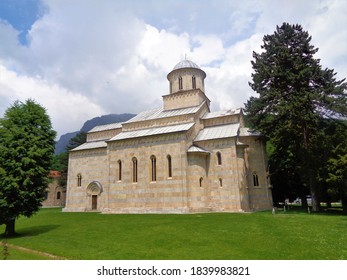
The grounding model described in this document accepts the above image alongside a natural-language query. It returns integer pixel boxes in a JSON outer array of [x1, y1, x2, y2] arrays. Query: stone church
[[63, 59, 273, 213]]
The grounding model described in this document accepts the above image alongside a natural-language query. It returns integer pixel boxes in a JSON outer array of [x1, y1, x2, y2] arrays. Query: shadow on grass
[[0, 224, 60, 239]]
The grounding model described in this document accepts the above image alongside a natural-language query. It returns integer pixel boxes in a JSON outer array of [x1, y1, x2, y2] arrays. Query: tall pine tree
[[245, 23, 347, 211]]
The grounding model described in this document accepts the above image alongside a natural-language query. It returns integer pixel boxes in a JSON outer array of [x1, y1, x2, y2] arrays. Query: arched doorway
[[86, 181, 103, 210]]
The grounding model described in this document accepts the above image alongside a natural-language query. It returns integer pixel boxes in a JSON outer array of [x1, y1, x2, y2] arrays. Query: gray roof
[[88, 122, 123, 133], [194, 123, 240, 142], [203, 108, 241, 119], [71, 141, 107, 151], [187, 145, 210, 154], [125, 103, 205, 124], [173, 59, 200, 70], [109, 122, 195, 141], [239, 127, 261, 137]]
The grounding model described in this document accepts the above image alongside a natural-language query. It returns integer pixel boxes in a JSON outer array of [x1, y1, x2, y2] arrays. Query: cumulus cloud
[[0, 65, 104, 134], [0, 0, 346, 137]]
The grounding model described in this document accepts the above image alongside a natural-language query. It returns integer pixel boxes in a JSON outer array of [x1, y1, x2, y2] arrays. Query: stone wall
[[64, 148, 109, 212]]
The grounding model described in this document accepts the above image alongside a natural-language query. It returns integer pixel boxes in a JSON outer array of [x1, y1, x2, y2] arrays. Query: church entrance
[[92, 195, 98, 210], [86, 181, 103, 211]]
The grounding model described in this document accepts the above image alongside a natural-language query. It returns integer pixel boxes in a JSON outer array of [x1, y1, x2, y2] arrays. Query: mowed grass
[[1, 208, 346, 260]]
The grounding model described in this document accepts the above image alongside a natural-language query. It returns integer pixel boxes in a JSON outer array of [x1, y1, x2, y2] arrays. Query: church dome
[[173, 59, 200, 70]]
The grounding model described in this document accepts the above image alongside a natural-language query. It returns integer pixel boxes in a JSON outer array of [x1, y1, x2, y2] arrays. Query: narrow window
[[56, 191, 61, 200], [192, 76, 196, 89], [132, 157, 138, 183], [178, 76, 183, 90], [199, 177, 203, 187], [118, 160, 122, 181], [77, 174, 82, 187], [217, 152, 222, 165], [151, 155, 157, 182], [167, 155, 172, 178], [219, 178, 223, 187], [253, 173, 259, 187]]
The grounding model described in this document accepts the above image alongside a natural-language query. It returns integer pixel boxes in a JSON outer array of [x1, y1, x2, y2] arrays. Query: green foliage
[[245, 23, 347, 211], [325, 121, 347, 212], [66, 131, 86, 151], [0, 99, 56, 236]]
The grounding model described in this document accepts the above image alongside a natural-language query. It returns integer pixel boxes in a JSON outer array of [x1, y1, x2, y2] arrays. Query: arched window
[[77, 174, 82, 187], [192, 76, 196, 89], [219, 178, 223, 187], [199, 177, 203, 187], [132, 157, 138, 183], [167, 155, 172, 178], [178, 76, 183, 90], [151, 155, 157, 182], [118, 160, 122, 181], [216, 152, 222, 165], [253, 172, 259, 187], [56, 191, 61, 199]]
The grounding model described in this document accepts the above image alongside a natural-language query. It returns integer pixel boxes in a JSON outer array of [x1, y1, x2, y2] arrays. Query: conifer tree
[[245, 23, 347, 211], [0, 100, 56, 237]]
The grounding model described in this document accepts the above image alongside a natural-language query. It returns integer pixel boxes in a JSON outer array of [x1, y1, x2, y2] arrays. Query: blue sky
[[0, 0, 46, 44], [0, 0, 346, 137]]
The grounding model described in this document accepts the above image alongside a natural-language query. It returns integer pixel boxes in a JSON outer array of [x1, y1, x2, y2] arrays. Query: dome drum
[[167, 60, 206, 94]]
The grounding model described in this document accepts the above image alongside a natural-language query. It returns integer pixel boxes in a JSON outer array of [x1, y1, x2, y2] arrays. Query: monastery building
[[63, 59, 273, 213]]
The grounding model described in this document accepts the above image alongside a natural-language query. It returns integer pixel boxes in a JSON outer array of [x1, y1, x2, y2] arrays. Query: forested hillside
[[55, 113, 135, 154]]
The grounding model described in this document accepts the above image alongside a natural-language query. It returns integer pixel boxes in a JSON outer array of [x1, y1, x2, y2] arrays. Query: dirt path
[[1, 242, 67, 260]]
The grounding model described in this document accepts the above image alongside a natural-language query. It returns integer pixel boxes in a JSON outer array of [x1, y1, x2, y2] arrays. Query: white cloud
[[0, 0, 346, 138], [0, 65, 104, 135]]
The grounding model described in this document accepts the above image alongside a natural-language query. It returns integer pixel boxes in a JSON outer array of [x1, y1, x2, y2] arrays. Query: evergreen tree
[[0, 100, 56, 237], [245, 23, 347, 211], [326, 121, 347, 213]]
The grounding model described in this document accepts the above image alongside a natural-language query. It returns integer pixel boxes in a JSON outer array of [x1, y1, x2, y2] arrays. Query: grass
[[1, 207, 346, 260]]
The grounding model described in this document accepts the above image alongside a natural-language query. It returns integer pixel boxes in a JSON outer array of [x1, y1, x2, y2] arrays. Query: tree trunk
[[301, 194, 308, 209], [4, 220, 16, 238], [309, 168, 321, 212], [310, 188, 321, 212]]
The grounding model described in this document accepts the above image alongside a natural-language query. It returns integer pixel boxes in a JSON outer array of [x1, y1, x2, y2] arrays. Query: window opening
[[118, 160, 122, 181], [77, 174, 82, 187], [167, 155, 172, 178], [199, 177, 203, 187], [151, 155, 157, 182], [178, 76, 183, 90], [217, 152, 222, 165], [192, 76, 196, 89], [253, 173, 259, 187], [132, 157, 138, 183]]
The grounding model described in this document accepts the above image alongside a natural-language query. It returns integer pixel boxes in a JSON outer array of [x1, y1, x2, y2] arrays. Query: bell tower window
[[178, 76, 183, 90], [192, 76, 196, 89]]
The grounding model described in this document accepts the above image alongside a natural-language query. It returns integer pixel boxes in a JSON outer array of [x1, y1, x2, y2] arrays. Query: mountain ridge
[[55, 113, 135, 154]]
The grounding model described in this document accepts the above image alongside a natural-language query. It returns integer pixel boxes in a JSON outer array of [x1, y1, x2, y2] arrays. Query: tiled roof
[[109, 122, 195, 141], [71, 141, 107, 151], [194, 123, 240, 141], [125, 102, 205, 123], [88, 122, 123, 133]]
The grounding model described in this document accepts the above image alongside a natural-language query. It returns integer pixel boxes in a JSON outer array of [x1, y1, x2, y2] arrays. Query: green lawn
[[1, 208, 346, 260]]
